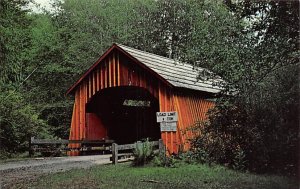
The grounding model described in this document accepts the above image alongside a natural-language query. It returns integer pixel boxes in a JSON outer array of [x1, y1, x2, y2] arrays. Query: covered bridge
[[66, 44, 221, 155]]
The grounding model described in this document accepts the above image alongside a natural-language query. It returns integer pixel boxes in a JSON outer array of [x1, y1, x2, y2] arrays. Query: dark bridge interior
[[86, 86, 160, 144]]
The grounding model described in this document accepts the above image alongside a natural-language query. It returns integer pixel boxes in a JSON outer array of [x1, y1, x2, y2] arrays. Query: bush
[[191, 91, 298, 175], [177, 151, 196, 164], [0, 91, 51, 159], [132, 139, 155, 166], [152, 153, 178, 167], [232, 147, 247, 171]]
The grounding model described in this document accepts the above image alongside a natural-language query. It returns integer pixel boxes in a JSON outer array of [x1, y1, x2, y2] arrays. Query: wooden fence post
[[29, 137, 34, 157], [112, 143, 118, 164], [136, 141, 142, 151], [159, 139, 167, 166], [158, 139, 165, 155]]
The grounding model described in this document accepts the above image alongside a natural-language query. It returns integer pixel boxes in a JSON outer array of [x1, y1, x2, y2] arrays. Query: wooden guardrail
[[29, 137, 114, 156], [30, 137, 165, 162], [111, 139, 165, 164]]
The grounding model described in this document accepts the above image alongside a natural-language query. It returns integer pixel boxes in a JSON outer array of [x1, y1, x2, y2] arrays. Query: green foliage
[[152, 153, 178, 168], [0, 90, 50, 159], [176, 151, 197, 164], [152, 151, 201, 167], [192, 72, 298, 174], [132, 139, 155, 166], [233, 148, 247, 171], [0, 0, 32, 86], [193, 71, 298, 173], [189, 148, 210, 164], [190, 1, 299, 175], [0, 0, 52, 158]]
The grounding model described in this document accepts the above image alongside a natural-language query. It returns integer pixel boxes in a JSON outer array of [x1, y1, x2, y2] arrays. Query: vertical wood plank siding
[[69, 50, 214, 155], [173, 92, 214, 152]]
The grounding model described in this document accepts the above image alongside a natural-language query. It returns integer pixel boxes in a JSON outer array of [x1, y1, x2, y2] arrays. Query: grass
[[28, 162, 297, 189], [0, 152, 32, 164]]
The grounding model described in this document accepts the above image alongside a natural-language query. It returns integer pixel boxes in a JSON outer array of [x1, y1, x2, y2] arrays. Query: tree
[[0, 0, 32, 87], [0, 91, 49, 158], [0, 0, 51, 158], [191, 0, 299, 174]]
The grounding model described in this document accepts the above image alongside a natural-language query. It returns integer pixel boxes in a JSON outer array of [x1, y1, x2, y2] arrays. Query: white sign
[[156, 111, 178, 122], [160, 122, 177, 132]]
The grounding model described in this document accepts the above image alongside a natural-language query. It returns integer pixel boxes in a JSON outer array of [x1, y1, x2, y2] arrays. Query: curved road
[[0, 155, 111, 188]]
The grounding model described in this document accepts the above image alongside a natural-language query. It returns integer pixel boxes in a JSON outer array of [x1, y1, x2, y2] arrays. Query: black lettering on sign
[[157, 113, 166, 117], [167, 112, 175, 116]]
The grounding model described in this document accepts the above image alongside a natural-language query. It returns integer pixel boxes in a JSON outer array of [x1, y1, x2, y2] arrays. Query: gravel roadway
[[0, 155, 112, 189]]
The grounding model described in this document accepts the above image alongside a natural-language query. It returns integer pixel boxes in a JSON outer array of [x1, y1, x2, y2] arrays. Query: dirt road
[[0, 155, 111, 188]]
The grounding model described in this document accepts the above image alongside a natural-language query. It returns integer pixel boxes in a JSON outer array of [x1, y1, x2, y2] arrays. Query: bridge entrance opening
[[86, 86, 160, 144]]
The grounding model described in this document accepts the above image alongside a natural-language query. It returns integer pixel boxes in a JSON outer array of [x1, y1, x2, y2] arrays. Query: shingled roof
[[67, 44, 221, 94], [117, 44, 221, 94]]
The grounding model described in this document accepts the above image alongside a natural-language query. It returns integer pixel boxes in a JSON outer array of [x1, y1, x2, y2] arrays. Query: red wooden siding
[[157, 85, 215, 154], [68, 49, 215, 155], [86, 113, 107, 140], [173, 91, 214, 152]]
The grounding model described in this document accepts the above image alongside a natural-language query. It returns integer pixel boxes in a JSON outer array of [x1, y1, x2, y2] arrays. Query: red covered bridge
[[66, 44, 220, 155]]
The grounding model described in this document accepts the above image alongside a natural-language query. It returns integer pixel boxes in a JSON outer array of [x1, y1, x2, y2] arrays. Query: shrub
[[177, 151, 194, 164], [232, 147, 247, 171], [132, 139, 154, 166], [152, 153, 178, 167], [0, 91, 51, 159], [191, 94, 298, 175]]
